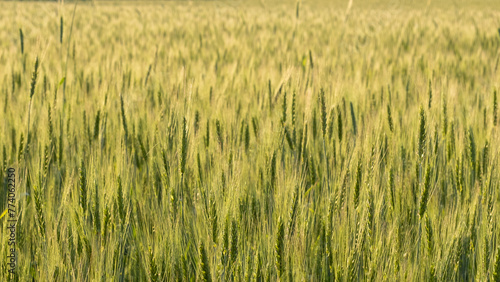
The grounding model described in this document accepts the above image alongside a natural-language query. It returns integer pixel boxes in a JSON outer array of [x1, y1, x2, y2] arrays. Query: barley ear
[[33, 184, 46, 237], [17, 133, 24, 163], [387, 104, 394, 133], [60, 17, 64, 44], [493, 244, 500, 281], [102, 204, 110, 245], [254, 252, 262, 281], [215, 119, 223, 151], [350, 102, 357, 136], [79, 159, 87, 214], [19, 28, 24, 54], [275, 216, 285, 278], [149, 247, 159, 282], [468, 128, 476, 176], [205, 119, 210, 148], [244, 249, 254, 282], [337, 106, 343, 142], [424, 213, 433, 257], [269, 151, 277, 191], [93, 110, 101, 140], [30, 56, 39, 99], [320, 89, 327, 138], [194, 110, 200, 135], [244, 122, 250, 152], [418, 106, 426, 159], [353, 158, 362, 209], [281, 90, 287, 125], [284, 126, 294, 150], [296, 0, 300, 19], [428, 79, 432, 109], [199, 241, 212, 282], [309, 50, 314, 68], [230, 218, 239, 264]]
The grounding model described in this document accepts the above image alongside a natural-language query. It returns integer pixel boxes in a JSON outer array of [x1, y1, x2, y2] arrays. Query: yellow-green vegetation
[[1, 1, 500, 280]]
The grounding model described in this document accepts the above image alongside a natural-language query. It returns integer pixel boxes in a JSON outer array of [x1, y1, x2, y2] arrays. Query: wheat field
[[1, 1, 500, 281]]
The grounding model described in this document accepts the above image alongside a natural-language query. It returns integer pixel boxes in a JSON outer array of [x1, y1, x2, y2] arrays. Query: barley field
[[1, 0, 500, 281]]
